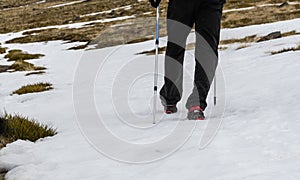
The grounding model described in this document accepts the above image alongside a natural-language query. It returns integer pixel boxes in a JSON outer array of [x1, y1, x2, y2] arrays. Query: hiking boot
[[187, 106, 205, 120], [164, 105, 177, 114]]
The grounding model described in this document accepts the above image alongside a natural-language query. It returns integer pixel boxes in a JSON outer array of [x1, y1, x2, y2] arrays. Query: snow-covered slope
[[0, 19, 300, 179]]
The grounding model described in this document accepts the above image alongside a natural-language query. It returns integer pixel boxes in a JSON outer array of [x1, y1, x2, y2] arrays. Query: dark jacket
[[209, 0, 226, 4]]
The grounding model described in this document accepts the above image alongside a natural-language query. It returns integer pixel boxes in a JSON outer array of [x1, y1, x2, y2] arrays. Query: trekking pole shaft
[[214, 75, 217, 106], [153, 6, 160, 124]]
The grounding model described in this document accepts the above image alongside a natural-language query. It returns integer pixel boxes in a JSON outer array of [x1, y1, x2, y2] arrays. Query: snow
[[47, 0, 87, 9], [221, 18, 300, 40], [36, 0, 46, 4], [0, 18, 300, 179]]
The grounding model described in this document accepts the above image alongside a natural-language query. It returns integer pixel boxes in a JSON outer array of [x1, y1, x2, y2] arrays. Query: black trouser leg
[[160, 0, 223, 110], [186, 2, 223, 110], [159, 0, 194, 105]]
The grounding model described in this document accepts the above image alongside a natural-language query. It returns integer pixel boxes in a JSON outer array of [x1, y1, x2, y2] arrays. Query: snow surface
[[0, 18, 300, 179]]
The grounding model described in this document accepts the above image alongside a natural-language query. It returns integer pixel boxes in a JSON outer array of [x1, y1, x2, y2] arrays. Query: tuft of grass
[[136, 46, 166, 55], [68, 43, 88, 50], [236, 44, 250, 50], [9, 60, 46, 72], [25, 71, 46, 76], [220, 35, 258, 45], [0, 112, 57, 147], [127, 37, 154, 44], [282, 30, 300, 37], [219, 46, 229, 51], [4, 49, 44, 61], [12, 82, 53, 95], [0, 172, 6, 180], [270, 45, 300, 55], [0, 47, 7, 54]]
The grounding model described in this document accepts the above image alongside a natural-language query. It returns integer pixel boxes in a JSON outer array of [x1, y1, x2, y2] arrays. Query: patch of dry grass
[[0, 0, 44, 9], [137, 46, 166, 55], [221, 35, 258, 44], [0, 112, 56, 147], [219, 46, 229, 51], [271, 44, 300, 55], [12, 82, 53, 95], [68, 43, 88, 50], [236, 44, 250, 50], [0, 0, 140, 34], [224, 0, 299, 10], [9, 60, 46, 72], [6, 23, 110, 44], [0, 47, 7, 54], [222, 3, 300, 28], [282, 30, 300, 37], [0, 173, 5, 180], [4, 49, 44, 61], [25, 71, 46, 76]]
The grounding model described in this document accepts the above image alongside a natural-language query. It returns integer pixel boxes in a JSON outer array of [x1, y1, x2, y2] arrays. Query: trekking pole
[[214, 76, 217, 106], [153, 6, 160, 124]]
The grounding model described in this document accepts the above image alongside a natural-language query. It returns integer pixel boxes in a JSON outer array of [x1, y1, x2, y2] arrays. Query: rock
[[278, 2, 289, 8], [73, 16, 80, 21], [257, 31, 282, 42], [108, 10, 115, 16], [0, 65, 10, 73]]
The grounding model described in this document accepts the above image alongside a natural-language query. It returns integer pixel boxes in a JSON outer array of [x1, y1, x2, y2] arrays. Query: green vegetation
[[271, 45, 300, 55], [4, 49, 44, 61], [9, 60, 46, 72], [12, 82, 53, 95], [0, 112, 57, 148]]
